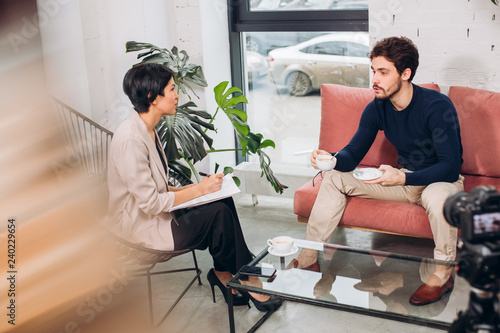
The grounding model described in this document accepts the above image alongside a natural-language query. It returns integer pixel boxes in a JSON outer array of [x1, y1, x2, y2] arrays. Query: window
[[228, 0, 368, 166]]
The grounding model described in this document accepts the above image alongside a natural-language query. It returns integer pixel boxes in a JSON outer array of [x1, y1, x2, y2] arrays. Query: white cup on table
[[267, 236, 294, 254]]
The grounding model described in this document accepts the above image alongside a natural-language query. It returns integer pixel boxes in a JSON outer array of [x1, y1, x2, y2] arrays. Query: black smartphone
[[239, 265, 276, 278]]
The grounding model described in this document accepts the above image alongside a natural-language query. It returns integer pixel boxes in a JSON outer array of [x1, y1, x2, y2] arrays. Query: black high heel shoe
[[207, 268, 249, 307], [239, 290, 284, 312]]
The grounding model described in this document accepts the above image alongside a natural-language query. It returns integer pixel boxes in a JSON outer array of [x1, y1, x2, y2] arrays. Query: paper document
[[169, 174, 241, 211]]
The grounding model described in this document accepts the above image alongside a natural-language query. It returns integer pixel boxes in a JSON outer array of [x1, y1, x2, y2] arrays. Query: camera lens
[[443, 191, 469, 228]]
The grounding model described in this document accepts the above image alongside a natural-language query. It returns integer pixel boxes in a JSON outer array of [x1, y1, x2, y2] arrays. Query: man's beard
[[374, 78, 402, 101]]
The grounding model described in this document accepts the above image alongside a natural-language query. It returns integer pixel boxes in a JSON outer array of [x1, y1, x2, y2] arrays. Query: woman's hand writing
[[198, 173, 224, 195], [171, 173, 224, 207]]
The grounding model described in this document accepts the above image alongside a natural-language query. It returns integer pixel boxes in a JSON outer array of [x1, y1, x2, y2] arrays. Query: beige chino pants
[[305, 169, 464, 261]]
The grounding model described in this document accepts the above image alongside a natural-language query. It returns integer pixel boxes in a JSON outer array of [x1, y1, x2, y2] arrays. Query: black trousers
[[171, 197, 253, 274]]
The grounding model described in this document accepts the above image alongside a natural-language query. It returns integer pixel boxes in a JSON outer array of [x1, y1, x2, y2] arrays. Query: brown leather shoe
[[409, 275, 454, 306], [286, 259, 320, 272]]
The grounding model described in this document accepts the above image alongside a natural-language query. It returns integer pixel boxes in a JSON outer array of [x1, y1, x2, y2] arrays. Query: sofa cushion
[[293, 176, 433, 238], [340, 197, 432, 238], [448, 86, 500, 178], [319, 83, 440, 168], [293, 175, 324, 218], [463, 174, 500, 192]]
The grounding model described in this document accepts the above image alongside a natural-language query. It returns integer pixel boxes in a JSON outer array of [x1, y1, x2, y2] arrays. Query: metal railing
[[54, 99, 113, 178]]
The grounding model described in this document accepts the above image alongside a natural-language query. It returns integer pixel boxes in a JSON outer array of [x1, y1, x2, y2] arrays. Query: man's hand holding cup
[[311, 149, 337, 171]]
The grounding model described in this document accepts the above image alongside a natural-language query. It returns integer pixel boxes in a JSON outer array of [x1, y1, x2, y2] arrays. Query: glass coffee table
[[226, 239, 469, 332]]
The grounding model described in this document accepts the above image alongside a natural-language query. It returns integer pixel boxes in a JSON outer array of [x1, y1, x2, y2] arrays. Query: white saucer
[[353, 168, 384, 180], [268, 245, 299, 257]]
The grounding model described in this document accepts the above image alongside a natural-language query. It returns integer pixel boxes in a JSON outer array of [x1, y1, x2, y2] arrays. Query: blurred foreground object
[[0, 81, 147, 333], [0, 2, 146, 331]]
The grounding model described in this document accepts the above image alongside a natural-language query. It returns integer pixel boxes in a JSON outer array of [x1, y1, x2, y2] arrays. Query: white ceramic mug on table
[[267, 236, 294, 254]]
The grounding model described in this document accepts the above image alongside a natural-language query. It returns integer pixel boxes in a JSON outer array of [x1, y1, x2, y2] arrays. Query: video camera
[[444, 185, 500, 244], [443, 185, 500, 333]]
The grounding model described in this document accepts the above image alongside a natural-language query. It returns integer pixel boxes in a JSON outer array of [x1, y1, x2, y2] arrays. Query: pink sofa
[[293, 84, 500, 238]]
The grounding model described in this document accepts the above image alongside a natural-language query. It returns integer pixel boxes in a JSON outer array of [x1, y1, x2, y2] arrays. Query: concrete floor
[[142, 194, 447, 333]]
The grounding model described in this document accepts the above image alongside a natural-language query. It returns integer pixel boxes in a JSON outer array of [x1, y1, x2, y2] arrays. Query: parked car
[[246, 31, 328, 55], [267, 32, 370, 96], [246, 50, 268, 87]]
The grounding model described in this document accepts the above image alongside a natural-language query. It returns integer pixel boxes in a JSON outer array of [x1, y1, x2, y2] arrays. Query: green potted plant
[[125, 41, 287, 194]]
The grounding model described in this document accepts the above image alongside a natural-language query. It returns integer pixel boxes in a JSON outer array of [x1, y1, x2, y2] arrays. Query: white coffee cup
[[315, 154, 336, 171], [267, 236, 294, 254]]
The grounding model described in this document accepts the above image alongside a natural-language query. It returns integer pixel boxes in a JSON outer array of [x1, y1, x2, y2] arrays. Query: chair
[[112, 230, 202, 328], [55, 99, 203, 328]]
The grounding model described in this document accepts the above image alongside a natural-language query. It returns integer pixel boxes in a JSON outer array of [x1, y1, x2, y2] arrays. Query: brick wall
[[370, 0, 500, 92]]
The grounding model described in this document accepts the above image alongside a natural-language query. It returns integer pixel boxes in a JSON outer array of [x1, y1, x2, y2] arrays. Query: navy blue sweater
[[334, 84, 463, 186]]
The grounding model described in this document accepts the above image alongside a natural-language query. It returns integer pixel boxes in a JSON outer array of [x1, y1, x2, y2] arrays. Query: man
[[292, 36, 463, 305]]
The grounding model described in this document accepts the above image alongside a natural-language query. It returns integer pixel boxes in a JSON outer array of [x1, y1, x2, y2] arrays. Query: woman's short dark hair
[[123, 63, 175, 113], [370, 36, 419, 82]]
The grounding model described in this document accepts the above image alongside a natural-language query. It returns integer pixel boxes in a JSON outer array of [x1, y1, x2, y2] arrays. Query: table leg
[[227, 285, 235, 333], [280, 256, 285, 270], [248, 309, 276, 333]]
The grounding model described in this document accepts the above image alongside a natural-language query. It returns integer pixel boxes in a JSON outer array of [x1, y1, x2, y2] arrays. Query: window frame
[[227, 0, 368, 163], [231, 1, 368, 32]]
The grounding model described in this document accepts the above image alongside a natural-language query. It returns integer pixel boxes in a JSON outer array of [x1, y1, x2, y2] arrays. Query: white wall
[[39, 0, 177, 130], [169, 0, 236, 172], [199, 0, 236, 171], [370, 0, 500, 92], [38, 0, 92, 117]]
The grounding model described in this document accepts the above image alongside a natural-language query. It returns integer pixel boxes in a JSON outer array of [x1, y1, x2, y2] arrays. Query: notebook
[[169, 174, 241, 211]]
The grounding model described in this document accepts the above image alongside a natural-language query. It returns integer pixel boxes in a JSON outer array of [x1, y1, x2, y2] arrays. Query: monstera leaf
[[156, 101, 214, 165], [126, 41, 207, 99], [213, 82, 287, 194], [213, 81, 249, 137]]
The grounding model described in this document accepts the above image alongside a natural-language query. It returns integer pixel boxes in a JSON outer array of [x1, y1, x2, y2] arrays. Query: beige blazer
[[106, 111, 176, 250]]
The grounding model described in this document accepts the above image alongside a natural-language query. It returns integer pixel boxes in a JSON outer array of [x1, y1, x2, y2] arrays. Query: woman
[[106, 63, 281, 311]]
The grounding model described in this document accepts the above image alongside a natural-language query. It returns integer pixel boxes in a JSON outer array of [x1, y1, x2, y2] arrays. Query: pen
[[198, 172, 210, 177]]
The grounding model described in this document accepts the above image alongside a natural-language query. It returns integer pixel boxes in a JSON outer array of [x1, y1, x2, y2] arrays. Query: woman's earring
[[153, 101, 157, 105]]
